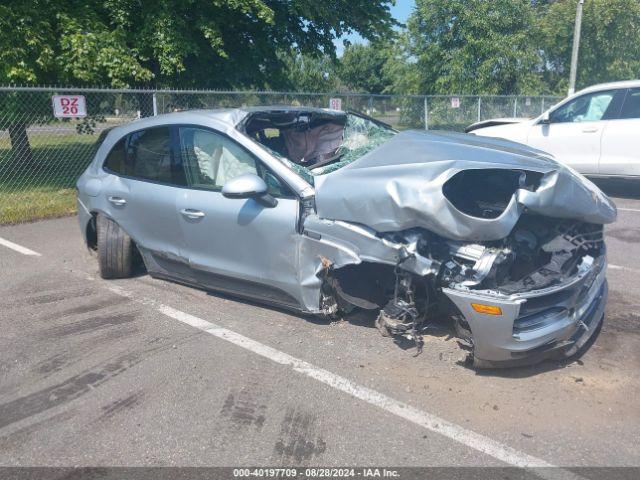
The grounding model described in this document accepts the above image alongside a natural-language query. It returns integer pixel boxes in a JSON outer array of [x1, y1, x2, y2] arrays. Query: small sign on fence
[[450, 97, 460, 109], [525, 97, 532, 106], [52, 95, 87, 118], [329, 98, 342, 111]]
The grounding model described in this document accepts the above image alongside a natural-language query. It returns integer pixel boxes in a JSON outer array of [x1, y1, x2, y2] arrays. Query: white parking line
[[106, 284, 581, 479], [617, 207, 640, 213], [609, 264, 640, 273], [0, 237, 41, 256]]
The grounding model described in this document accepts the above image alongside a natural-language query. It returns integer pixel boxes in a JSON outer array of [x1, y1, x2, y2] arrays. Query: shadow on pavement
[[588, 177, 640, 200], [201, 285, 600, 376]]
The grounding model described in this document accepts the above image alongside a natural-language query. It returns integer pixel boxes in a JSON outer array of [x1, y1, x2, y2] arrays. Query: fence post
[[513, 97, 518, 117], [152, 92, 158, 116], [424, 96, 429, 130], [477, 97, 482, 122], [541, 97, 545, 114]]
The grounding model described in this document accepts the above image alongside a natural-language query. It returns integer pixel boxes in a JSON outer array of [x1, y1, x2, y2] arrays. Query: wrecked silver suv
[[77, 107, 616, 368]]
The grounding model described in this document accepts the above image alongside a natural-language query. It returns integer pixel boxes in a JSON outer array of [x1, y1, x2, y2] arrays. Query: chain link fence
[[0, 86, 560, 224]]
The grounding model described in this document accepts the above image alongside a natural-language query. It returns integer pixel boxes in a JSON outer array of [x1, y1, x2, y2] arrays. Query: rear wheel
[[97, 214, 134, 279]]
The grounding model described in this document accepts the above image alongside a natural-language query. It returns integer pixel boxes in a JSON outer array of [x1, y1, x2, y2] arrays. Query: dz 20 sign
[[52, 95, 87, 118]]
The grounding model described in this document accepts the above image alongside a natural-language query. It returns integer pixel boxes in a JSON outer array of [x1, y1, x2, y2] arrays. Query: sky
[[334, 0, 415, 56]]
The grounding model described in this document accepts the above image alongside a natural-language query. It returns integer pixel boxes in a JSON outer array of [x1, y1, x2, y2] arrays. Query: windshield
[[309, 113, 397, 175], [243, 110, 397, 183]]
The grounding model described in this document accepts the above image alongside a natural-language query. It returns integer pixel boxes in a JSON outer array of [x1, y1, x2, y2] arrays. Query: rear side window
[[103, 137, 127, 174], [126, 127, 175, 183], [619, 88, 640, 119], [103, 127, 186, 186]]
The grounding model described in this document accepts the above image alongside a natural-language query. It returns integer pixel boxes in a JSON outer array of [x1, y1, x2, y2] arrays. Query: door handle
[[108, 196, 127, 206], [582, 127, 599, 133], [180, 208, 205, 219]]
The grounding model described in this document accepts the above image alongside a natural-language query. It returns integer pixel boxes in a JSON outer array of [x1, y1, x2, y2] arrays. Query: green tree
[[0, 91, 51, 167], [381, 32, 422, 95], [405, 0, 544, 94], [540, 0, 640, 94], [0, 0, 396, 88], [0, 0, 396, 161], [338, 42, 396, 94], [276, 51, 340, 93]]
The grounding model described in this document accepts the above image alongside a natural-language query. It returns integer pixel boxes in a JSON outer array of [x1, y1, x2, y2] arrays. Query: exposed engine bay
[[441, 216, 604, 294], [319, 213, 605, 357]]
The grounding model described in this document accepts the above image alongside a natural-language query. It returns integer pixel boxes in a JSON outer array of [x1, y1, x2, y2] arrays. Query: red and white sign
[[450, 97, 461, 109], [329, 98, 342, 111], [52, 95, 87, 118]]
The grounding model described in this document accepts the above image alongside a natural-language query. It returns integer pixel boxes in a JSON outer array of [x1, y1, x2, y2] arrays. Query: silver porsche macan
[[77, 107, 616, 368]]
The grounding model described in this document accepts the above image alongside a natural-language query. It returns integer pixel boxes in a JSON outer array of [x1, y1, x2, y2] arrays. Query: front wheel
[[97, 214, 134, 279]]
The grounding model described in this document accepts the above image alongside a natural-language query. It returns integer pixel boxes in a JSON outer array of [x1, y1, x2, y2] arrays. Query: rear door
[[526, 89, 622, 173], [101, 126, 187, 267], [174, 126, 302, 308], [599, 88, 640, 176]]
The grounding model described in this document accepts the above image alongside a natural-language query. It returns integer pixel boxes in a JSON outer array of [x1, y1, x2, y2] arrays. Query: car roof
[[576, 79, 640, 95], [114, 105, 343, 132]]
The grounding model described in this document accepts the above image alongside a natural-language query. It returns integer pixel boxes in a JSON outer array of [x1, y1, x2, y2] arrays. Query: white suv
[[468, 80, 640, 178]]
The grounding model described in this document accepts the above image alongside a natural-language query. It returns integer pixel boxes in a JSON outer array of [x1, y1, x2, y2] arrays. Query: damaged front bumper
[[443, 253, 607, 368]]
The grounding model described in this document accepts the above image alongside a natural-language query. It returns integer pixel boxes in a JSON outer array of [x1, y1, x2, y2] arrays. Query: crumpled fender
[[517, 168, 616, 225], [297, 216, 438, 312]]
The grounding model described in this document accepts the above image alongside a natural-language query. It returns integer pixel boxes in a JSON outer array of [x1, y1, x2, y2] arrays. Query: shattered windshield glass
[[243, 109, 397, 184], [260, 144, 316, 185], [310, 114, 397, 175], [247, 111, 398, 185]]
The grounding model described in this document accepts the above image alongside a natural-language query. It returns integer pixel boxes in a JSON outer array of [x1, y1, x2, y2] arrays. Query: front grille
[[513, 258, 603, 335], [518, 289, 576, 317], [513, 307, 567, 334]]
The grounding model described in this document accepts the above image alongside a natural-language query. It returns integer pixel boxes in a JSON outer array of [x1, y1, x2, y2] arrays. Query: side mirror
[[539, 111, 550, 125], [222, 173, 277, 207]]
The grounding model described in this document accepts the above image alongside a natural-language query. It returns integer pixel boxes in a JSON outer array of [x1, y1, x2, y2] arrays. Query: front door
[[174, 126, 302, 308], [527, 89, 621, 174]]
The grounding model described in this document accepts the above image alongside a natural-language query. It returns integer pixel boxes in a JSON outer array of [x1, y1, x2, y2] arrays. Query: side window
[[619, 88, 640, 119], [178, 127, 293, 197], [549, 91, 615, 123], [103, 137, 127, 174], [126, 127, 183, 184], [103, 127, 185, 186]]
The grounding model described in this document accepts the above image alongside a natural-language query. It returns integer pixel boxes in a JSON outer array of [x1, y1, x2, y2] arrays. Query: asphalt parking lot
[[0, 179, 639, 473]]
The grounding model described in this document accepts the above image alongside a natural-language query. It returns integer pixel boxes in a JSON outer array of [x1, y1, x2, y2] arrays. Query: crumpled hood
[[314, 130, 617, 241]]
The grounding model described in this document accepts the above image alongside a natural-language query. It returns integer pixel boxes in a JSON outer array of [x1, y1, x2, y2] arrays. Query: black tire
[[97, 214, 134, 279]]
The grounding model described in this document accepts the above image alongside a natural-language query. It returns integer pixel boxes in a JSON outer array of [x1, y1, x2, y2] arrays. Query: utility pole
[[568, 0, 585, 95]]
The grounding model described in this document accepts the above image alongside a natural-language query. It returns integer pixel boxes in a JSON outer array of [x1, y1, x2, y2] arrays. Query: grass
[[0, 133, 98, 224], [0, 187, 77, 224]]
